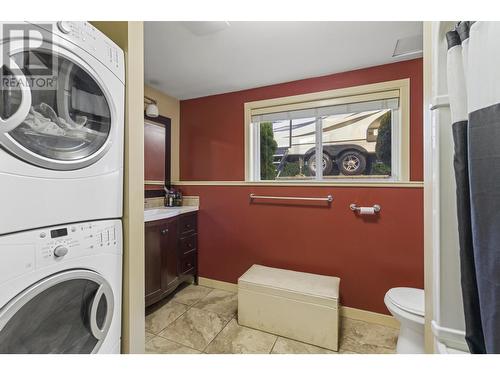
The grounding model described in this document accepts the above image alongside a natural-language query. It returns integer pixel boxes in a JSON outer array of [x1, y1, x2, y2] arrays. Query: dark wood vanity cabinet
[[145, 212, 198, 307]]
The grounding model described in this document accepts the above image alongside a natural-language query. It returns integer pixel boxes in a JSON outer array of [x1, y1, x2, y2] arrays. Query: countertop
[[144, 206, 199, 222]]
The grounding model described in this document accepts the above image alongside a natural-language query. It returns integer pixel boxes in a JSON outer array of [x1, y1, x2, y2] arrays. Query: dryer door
[[0, 269, 114, 354], [0, 39, 114, 170]]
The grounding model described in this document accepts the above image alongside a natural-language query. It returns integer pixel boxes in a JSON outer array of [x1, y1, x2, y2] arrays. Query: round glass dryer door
[[0, 269, 114, 354], [0, 49, 112, 170]]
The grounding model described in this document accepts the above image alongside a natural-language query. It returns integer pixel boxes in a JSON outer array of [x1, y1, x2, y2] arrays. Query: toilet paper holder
[[349, 203, 381, 213]]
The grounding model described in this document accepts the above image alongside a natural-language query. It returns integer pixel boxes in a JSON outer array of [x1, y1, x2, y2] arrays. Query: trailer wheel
[[306, 152, 333, 176], [338, 150, 367, 176]]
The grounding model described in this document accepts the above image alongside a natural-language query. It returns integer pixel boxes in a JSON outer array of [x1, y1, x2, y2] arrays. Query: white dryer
[[0, 219, 122, 353], [0, 22, 124, 235]]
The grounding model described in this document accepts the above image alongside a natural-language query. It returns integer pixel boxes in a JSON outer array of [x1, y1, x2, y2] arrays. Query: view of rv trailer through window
[[254, 102, 395, 181]]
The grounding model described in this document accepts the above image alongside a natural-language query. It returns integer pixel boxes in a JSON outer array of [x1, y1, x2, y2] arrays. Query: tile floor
[[145, 284, 399, 354]]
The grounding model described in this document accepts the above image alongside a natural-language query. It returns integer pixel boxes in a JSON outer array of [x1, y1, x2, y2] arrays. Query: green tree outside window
[[260, 122, 278, 180]]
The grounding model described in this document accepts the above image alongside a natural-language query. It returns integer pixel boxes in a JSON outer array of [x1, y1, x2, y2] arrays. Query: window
[[245, 80, 409, 183]]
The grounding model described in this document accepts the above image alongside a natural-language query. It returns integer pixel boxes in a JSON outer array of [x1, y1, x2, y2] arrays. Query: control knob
[[53, 245, 69, 258], [57, 21, 72, 34]]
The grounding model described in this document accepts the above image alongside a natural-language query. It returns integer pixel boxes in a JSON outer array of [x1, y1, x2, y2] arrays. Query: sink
[[145, 208, 181, 216], [144, 206, 198, 222]]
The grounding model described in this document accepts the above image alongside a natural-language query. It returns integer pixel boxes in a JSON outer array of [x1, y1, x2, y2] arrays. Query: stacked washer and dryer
[[0, 22, 124, 353]]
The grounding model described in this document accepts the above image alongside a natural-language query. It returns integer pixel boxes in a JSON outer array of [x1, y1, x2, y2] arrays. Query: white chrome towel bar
[[249, 194, 333, 203], [429, 103, 450, 111]]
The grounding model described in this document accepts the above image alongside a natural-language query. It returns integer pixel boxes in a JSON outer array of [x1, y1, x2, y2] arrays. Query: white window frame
[[244, 79, 411, 185]]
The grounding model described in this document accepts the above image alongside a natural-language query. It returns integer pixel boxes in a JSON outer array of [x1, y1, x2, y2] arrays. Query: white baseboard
[[198, 276, 399, 329], [340, 306, 399, 329], [199, 277, 238, 292]]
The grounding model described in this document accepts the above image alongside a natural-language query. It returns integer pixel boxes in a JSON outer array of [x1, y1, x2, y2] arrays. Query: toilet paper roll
[[359, 207, 376, 215]]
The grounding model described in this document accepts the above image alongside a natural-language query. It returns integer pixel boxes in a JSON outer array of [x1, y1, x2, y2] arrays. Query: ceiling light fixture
[[182, 21, 231, 36]]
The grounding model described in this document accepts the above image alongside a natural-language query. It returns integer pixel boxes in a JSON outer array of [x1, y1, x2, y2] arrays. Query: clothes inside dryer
[[0, 50, 111, 162]]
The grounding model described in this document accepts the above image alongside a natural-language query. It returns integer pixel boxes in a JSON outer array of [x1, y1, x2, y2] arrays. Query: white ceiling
[[144, 21, 423, 100]]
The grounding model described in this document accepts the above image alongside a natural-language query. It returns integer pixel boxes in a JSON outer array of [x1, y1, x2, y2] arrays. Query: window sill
[[173, 180, 424, 188]]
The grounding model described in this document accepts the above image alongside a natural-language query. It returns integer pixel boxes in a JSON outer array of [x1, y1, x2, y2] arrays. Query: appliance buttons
[[40, 232, 46, 238], [53, 245, 69, 258]]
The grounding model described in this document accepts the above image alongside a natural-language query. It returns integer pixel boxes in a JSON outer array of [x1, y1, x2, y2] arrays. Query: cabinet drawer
[[180, 252, 197, 274], [179, 214, 197, 235], [179, 234, 197, 255]]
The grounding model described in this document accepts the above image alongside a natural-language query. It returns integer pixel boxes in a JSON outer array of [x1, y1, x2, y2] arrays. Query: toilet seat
[[386, 287, 424, 316]]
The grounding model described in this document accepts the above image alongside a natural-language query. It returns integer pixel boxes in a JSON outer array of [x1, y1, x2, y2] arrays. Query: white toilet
[[384, 287, 425, 354]]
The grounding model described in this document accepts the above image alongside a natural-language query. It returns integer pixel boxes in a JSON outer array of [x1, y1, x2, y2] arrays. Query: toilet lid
[[386, 287, 424, 316]]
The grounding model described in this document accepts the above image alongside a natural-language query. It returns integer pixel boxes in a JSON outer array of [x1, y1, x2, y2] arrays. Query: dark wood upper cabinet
[[144, 115, 171, 188], [144, 122, 166, 182]]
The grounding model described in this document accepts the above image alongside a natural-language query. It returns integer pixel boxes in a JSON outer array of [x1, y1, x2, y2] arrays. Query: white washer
[[0, 21, 124, 235], [0, 219, 122, 353]]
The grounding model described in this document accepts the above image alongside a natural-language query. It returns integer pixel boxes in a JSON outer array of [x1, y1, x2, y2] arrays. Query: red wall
[[180, 58, 423, 181], [178, 59, 424, 314], [179, 185, 423, 314]]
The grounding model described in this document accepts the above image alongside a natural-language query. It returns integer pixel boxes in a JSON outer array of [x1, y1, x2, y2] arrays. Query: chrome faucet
[[164, 186, 170, 207]]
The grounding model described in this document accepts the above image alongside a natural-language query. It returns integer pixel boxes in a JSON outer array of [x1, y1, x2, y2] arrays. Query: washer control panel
[[36, 220, 122, 268], [0, 219, 122, 286]]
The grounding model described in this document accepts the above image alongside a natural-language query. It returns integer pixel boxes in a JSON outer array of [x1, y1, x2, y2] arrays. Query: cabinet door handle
[[161, 229, 169, 235]]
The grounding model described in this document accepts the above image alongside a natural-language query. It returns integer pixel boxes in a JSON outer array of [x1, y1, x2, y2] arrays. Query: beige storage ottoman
[[238, 264, 340, 351]]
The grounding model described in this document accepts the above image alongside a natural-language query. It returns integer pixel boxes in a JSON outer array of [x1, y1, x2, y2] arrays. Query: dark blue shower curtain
[[446, 23, 486, 354], [447, 21, 500, 354]]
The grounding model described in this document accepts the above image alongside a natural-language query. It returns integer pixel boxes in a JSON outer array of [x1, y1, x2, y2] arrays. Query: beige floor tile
[[158, 307, 227, 351], [193, 289, 238, 320], [146, 336, 201, 354], [339, 317, 398, 354], [145, 332, 156, 343], [271, 337, 336, 354], [145, 301, 188, 334], [147, 286, 399, 355], [345, 343, 395, 354], [171, 285, 213, 306], [205, 319, 277, 354]]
